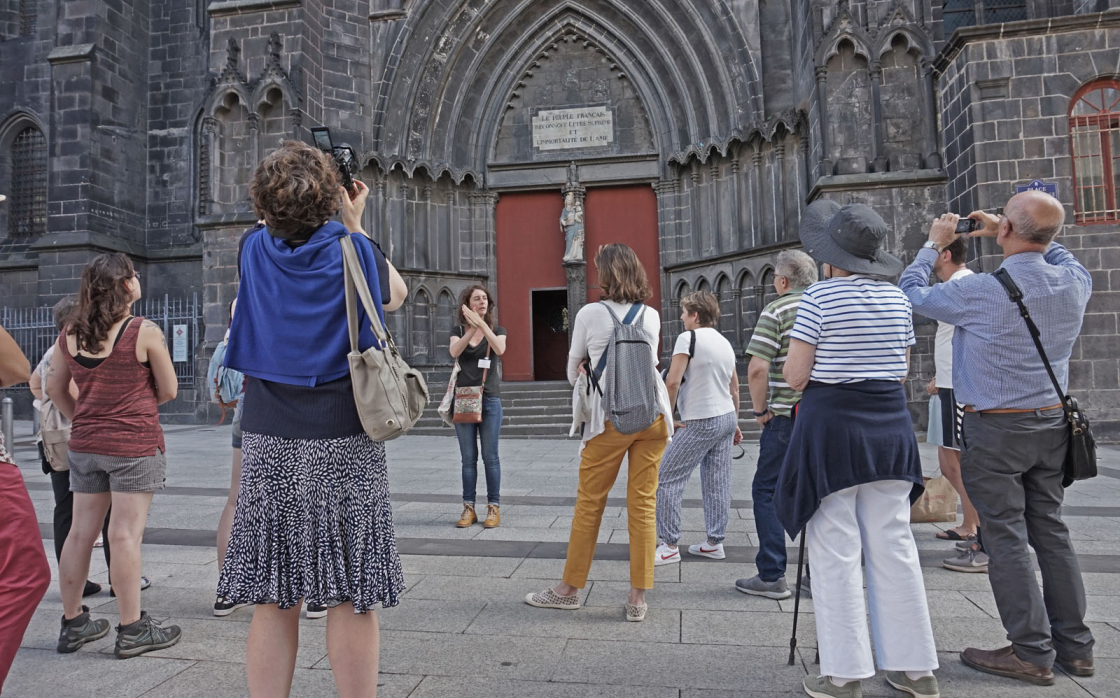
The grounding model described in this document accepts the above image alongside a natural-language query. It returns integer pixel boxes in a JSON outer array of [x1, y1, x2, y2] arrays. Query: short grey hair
[[775, 250, 818, 288]]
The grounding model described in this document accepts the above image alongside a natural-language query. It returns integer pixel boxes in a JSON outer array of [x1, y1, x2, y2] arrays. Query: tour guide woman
[[777, 201, 940, 698], [219, 140, 406, 698], [450, 284, 506, 528]]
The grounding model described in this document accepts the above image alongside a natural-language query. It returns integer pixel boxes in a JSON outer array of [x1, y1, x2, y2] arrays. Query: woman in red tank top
[[46, 253, 182, 658]]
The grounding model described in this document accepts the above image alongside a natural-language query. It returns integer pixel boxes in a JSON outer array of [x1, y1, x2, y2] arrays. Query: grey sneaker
[[735, 574, 791, 599], [803, 675, 862, 698], [943, 547, 989, 573], [114, 611, 182, 658], [57, 606, 111, 653], [885, 671, 939, 698]]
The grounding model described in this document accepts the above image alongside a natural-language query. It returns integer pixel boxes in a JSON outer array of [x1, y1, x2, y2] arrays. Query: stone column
[[730, 155, 745, 251], [773, 142, 787, 239], [248, 112, 260, 165], [562, 181, 587, 346], [921, 59, 943, 170], [869, 61, 888, 173], [815, 66, 833, 177], [731, 287, 743, 352], [750, 148, 763, 246], [709, 161, 721, 255], [199, 117, 218, 216]]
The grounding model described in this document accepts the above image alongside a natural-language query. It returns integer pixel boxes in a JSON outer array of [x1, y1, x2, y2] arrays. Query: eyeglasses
[[133, 272, 142, 281]]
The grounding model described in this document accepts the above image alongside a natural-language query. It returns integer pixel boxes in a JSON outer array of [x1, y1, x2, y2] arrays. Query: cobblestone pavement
[[6, 421, 1120, 697]]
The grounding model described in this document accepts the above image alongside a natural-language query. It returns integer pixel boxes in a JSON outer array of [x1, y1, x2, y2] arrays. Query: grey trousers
[[655, 411, 736, 545], [960, 409, 1094, 667]]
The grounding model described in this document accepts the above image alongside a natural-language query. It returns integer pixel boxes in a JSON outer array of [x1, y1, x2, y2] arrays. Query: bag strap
[[340, 236, 391, 352], [991, 268, 1071, 417], [479, 341, 491, 387], [623, 302, 643, 325], [689, 329, 696, 359]]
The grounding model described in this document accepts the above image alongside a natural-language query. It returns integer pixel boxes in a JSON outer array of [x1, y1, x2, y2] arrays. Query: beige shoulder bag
[[340, 236, 429, 440]]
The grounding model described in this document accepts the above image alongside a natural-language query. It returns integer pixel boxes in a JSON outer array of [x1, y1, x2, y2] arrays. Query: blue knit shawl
[[224, 222, 385, 386]]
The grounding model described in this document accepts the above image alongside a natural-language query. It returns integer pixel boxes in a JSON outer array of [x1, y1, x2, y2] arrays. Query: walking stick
[[787, 527, 807, 666]]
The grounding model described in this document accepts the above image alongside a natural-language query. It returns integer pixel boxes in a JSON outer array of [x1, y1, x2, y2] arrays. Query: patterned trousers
[[655, 411, 737, 545]]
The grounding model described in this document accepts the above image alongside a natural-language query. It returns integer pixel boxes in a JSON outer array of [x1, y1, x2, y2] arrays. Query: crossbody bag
[[993, 268, 1097, 487]]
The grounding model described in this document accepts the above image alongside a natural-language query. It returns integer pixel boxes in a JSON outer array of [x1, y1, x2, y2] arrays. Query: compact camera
[[311, 127, 359, 193], [954, 217, 980, 234]]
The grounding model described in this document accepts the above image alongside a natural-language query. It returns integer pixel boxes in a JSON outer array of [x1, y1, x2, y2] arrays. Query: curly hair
[[595, 244, 652, 304], [250, 140, 341, 240], [457, 284, 495, 328], [70, 253, 135, 354]]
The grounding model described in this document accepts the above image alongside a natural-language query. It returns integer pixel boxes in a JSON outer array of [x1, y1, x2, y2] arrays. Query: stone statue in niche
[[561, 191, 585, 263]]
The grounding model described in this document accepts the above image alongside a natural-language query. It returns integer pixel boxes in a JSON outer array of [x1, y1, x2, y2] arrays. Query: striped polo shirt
[[745, 289, 806, 417], [790, 276, 915, 383]]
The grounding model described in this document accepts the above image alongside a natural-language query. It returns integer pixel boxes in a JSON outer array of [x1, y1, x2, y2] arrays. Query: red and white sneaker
[[654, 541, 681, 566], [688, 542, 726, 560]]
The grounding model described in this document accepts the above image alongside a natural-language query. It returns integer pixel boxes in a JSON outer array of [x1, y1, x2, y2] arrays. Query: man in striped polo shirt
[[735, 249, 818, 599]]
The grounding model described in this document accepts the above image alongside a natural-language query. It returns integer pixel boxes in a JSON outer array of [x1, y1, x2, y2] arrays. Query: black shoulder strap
[[688, 330, 696, 359], [992, 268, 1070, 414]]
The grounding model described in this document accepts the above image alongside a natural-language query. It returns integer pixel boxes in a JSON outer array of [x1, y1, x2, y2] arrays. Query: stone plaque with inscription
[[532, 106, 614, 151]]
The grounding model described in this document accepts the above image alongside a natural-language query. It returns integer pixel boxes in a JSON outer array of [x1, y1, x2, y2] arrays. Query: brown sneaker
[[1056, 655, 1094, 677], [961, 646, 1055, 685], [456, 503, 477, 528], [483, 504, 500, 528]]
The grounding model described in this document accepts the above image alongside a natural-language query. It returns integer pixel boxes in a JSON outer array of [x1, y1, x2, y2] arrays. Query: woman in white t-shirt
[[654, 291, 742, 565], [525, 244, 672, 623]]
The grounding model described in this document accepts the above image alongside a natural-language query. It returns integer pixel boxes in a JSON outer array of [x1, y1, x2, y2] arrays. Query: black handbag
[[993, 268, 1097, 487]]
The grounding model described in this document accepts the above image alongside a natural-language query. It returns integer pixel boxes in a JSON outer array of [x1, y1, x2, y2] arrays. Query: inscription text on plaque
[[532, 107, 614, 151]]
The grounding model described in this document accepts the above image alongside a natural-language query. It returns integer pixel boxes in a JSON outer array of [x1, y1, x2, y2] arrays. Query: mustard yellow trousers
[[562, 416, 668, 590]]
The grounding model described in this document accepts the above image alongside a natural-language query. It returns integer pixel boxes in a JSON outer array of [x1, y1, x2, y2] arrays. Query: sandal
[[936, 529, 976, 541], [625, 601, 647, 622]]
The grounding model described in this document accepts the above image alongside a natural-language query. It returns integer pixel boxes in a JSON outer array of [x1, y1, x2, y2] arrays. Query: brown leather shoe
[[483, 504, 500, 528], [1056, 655, 1094, 677], [961, 646, 1055, 685], [456, 504, 477, 528]]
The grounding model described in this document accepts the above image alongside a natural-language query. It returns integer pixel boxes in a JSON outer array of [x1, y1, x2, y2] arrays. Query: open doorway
[[531, 289, 569, 381]]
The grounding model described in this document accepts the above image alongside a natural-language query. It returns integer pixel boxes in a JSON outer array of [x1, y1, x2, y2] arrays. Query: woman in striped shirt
[[775, 202, 940, 698]]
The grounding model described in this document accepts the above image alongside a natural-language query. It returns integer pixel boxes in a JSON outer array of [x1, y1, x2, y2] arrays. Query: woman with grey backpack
[[525, 243, 673, 622]]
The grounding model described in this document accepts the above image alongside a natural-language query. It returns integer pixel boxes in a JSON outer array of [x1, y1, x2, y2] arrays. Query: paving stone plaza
[[4, 422, 1119, 697]]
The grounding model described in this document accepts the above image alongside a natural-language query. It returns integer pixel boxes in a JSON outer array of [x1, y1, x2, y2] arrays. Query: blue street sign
[[1016, 179, 1058, 197]]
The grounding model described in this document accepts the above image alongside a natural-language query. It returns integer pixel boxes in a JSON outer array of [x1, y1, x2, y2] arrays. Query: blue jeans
[[455, 396, 502, 506], [753, 415, 792, 581]]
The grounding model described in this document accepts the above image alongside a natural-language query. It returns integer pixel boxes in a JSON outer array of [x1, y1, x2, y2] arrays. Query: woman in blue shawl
[[218, 140, 406, 698]]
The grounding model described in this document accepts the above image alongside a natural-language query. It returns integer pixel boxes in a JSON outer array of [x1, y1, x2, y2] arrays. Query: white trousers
[[806, 480, 939, 680]]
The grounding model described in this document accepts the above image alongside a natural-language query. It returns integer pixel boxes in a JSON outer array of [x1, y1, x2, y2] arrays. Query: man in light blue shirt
[[900, 190, 1095, 686]]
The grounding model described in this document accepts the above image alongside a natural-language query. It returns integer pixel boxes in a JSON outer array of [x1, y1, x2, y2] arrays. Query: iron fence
[[0, 293, 200, 389]]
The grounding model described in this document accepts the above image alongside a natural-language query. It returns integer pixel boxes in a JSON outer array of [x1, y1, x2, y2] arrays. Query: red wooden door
[[495, 192, 566, 381], [584, 185, 662, 352]]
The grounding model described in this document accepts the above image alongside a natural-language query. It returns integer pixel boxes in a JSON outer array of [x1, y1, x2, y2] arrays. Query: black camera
[[311, 127, 359, 193], [954, 217, 980, 234]]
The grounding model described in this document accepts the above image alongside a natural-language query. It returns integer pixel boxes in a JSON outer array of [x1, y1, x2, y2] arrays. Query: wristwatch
[[752, 408, 770, 417], [922, 240, 943, 253]]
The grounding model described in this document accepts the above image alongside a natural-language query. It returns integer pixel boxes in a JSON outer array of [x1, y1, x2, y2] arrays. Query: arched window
[[9, 126, 47, 236], [1070, 80, 1120, 224]]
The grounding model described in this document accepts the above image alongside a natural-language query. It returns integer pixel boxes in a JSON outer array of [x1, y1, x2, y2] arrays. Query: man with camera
[[899, 190, 1094, 686]]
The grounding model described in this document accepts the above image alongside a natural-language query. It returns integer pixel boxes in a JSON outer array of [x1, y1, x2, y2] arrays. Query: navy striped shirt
[[790, 276, 915, 383]]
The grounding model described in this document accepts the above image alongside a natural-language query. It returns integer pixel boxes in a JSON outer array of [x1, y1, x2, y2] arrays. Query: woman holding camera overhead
[[776, 201, 939, 698], [449, 284, 506, 528], [219, 140, 407, 698]]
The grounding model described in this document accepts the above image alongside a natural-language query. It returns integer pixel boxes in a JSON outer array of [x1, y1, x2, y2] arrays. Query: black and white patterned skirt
[[216, 432, 405, 613]]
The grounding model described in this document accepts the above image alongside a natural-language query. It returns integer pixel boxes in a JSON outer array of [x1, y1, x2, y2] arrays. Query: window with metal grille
[[942, 0, 1028, 37], [1070, 81, 1120, 224], [19, 0, 36, 36], [9, 127, 47, 236]]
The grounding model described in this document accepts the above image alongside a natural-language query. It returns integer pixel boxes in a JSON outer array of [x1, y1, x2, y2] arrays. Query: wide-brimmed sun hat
[[799, 200, 905, 276]]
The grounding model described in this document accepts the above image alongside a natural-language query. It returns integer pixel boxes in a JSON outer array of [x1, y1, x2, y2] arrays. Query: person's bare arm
[[46, 347, 76, 420], [29, 368, 43, 401], [140, 320, 178, 404], [475, 324, 507, 355], [449, 327, 479, 358], [902, 346, 911, 384], [383, 260, 408, 313], [729, 368, 741, 415], [746, 355, 772, 425], [782, 339, 816, 392], [664, 353, 689, 415], [0, 327, 30, 387]]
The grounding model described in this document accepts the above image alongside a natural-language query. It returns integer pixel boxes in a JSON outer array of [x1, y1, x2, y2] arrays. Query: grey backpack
[[592, 302, 660, 435]]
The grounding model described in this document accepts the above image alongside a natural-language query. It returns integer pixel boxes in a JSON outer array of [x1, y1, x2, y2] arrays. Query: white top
[[933, 267, 975, 389], [790, 276, 916, 383], [34, 346, 71, 444], [674, 327, 736, 421], [567, 300, 674, 450]]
